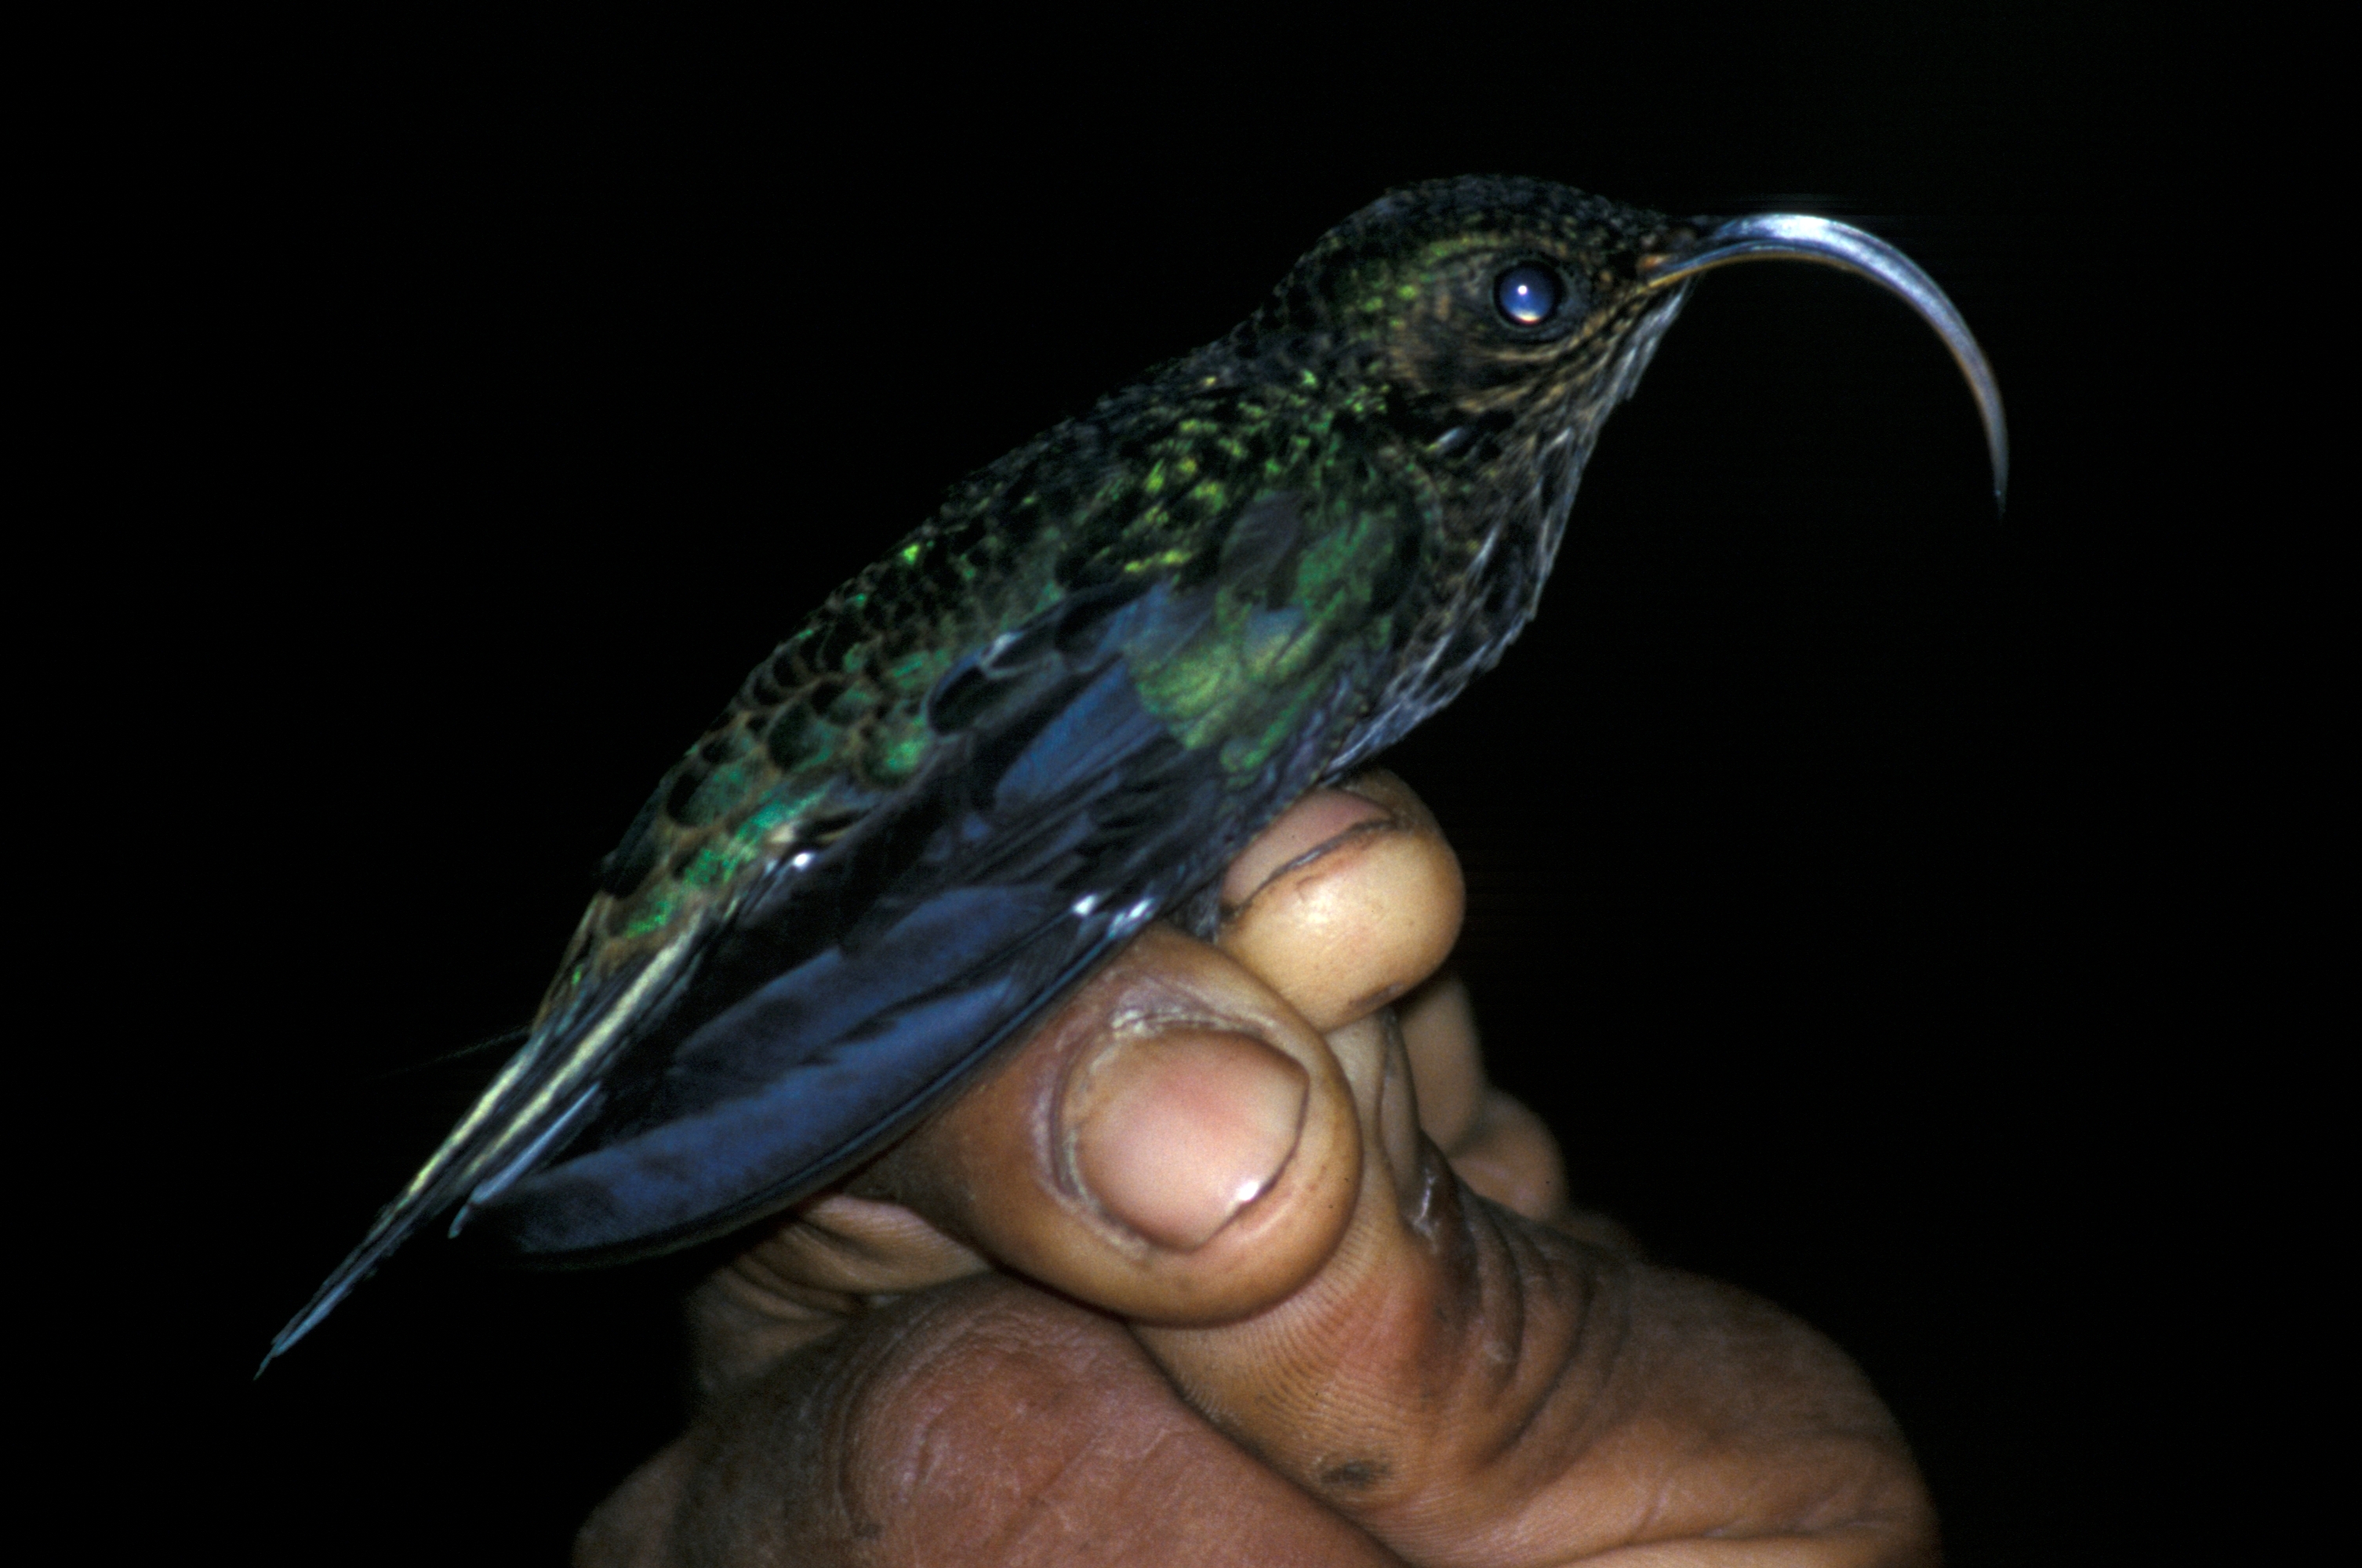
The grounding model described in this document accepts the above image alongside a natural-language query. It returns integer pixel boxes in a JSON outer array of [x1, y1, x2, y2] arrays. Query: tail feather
[[256, 1144, 494, 1376], [364, 1025, 532, 1083], [257, 940, 689, 1374]]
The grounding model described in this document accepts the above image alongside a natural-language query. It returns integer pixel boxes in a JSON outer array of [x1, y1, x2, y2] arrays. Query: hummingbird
[[265, 175, 2005, 1368]]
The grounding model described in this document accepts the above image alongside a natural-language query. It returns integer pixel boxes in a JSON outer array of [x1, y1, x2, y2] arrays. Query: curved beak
[[1644, 214, 2008, 512]]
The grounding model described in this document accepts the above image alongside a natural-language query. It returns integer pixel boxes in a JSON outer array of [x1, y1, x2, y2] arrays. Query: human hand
[[576, 772, 1935, 1566]]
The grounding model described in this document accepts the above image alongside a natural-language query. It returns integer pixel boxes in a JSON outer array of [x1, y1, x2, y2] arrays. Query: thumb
[[851, 924, 1365, 1325], [851, 775, 1461, 1323]]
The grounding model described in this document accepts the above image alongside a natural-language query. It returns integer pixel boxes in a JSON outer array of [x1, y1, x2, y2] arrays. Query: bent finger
[[581, 1277, 1408, 1566], [1134, 1015, 1936, 1563], [849, 924, 1361, 1323], [1219, 770, 1464, 1033]]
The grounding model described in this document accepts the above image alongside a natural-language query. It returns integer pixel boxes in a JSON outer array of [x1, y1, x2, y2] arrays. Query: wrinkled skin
[[577, 774, 1936, 1566]]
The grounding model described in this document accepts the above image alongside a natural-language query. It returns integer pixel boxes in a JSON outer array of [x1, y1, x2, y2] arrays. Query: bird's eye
[[1494, 264, 1563, 326]]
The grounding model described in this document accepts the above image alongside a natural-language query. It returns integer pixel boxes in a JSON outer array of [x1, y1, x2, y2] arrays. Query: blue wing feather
[[467, 584, 1240, 1259]]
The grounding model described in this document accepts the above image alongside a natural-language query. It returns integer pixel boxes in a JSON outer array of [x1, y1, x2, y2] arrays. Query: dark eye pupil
[[1495, 264, 1561, 326]]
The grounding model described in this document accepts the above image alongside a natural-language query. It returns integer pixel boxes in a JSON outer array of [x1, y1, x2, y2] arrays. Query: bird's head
[[1248, 175, 2006, 509]]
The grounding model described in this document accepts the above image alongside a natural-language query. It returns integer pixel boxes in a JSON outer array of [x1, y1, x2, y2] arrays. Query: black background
[[109, 12, 2288, 1564]]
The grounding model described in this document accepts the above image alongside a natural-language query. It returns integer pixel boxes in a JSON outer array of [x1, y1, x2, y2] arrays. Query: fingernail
[[1219, 790, 1395, 911], [1065, 1027, 1308, 1250]]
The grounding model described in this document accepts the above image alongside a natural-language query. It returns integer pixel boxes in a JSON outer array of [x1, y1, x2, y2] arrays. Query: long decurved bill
[[1644, 214, 2008, 511]]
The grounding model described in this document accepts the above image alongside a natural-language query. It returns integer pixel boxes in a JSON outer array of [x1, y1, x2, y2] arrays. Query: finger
[[580, 1277, 1408, 1566], [682, 1195, 989, 1399], [1397, 973, 1570, 1226], [1219, 771, 1465, 1033], [849, 923, 1362, 1323], [1132, 1022, 1935, 1564]]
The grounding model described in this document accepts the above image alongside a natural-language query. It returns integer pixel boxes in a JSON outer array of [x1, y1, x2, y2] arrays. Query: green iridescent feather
[[545, 349, 1444, 1023]]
